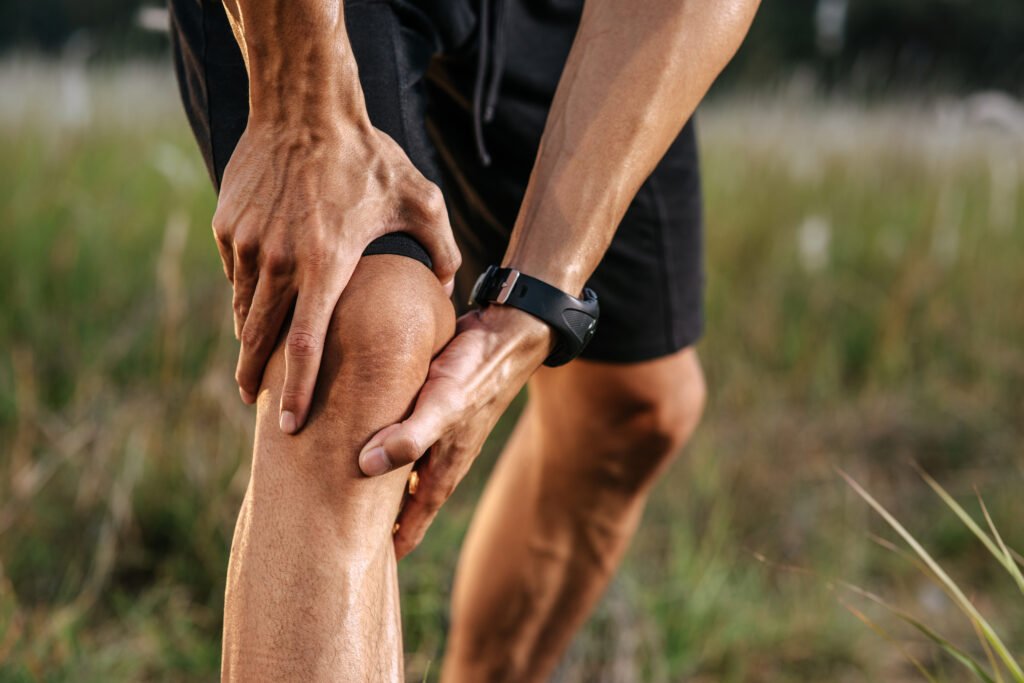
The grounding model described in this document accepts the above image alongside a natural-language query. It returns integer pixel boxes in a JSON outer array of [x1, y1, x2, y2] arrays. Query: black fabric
[[168, 0, 704, 363], [362, 231, 432, 265], [166, 0, 433, 271]]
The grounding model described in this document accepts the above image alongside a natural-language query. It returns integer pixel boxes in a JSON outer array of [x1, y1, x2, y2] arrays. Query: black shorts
[[169, 0, 704, 362]]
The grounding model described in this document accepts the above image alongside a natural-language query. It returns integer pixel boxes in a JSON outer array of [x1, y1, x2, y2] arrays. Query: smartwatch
[[469, 265, 600, 367]]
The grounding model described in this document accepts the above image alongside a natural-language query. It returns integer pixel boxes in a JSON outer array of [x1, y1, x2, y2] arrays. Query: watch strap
[[471, 266, 599, 366]]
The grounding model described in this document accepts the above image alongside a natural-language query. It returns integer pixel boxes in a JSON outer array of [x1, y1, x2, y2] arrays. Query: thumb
[[358, 381, 459, 477]]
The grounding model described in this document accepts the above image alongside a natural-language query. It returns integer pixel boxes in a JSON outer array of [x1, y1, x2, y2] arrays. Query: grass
[[839, 466, 1024, 682], [0, 62, 1022, 682]]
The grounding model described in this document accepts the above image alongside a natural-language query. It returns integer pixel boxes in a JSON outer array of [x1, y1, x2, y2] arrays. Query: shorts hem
[[578, 327, 703, 364]]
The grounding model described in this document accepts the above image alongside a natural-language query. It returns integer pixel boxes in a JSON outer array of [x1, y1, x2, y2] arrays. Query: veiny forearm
[[504, 0, 760, 292], [221, 0, 370, 130]]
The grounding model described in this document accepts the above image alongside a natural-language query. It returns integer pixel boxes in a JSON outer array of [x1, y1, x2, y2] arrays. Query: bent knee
[[537, 348, 707, 489], [333, 255, 455, 360], [258, 254, 454, 428], [617, 356, 706, 458], [250, 255, 455, 530]]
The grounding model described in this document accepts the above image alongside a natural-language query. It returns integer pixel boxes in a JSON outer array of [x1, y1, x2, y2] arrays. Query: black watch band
[[469, 265, 600, 367]]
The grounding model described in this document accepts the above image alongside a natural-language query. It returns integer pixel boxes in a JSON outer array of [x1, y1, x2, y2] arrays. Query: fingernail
[[280, 410, 297, 434], [239, 387, 256, 404], [360, 447, 392, 476]]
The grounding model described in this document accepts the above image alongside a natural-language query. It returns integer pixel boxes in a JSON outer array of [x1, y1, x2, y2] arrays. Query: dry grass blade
[[838, 469, 1024, 681], [840, 580, 997, 683], [914, 463, 1024, 586], [975, 490, 1024, 596], [869, 530, 1006, 681], [970, 608, 1007, 683], [839, 597, 940, 683]]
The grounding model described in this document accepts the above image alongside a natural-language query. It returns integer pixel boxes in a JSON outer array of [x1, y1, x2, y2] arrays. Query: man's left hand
[[358, 305, 554, 559]]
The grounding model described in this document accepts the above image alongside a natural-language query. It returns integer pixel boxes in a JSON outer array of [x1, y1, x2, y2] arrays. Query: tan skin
[[213, 0, 758, 679], [444, 350, 706, 680], [223, 255, 453, 680]]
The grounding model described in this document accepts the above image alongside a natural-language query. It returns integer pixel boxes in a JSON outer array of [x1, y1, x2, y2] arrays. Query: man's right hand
[[213, 117, 460, 434]]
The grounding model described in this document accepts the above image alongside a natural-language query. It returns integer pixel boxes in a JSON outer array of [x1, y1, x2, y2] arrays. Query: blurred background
[[1, 1, 1022, 681]]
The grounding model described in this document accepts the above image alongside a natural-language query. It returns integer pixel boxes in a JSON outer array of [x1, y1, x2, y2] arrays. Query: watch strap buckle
[[494, 268, 520, 304]]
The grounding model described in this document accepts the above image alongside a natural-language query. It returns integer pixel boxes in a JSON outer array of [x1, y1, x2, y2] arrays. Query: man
[[169, 0, 758, 679]]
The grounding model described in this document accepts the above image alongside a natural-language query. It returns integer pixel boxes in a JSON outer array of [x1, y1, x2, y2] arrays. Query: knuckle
[[391, 432, 423, 465], [279, 387, 306, 409], [443, 248, 462, 276], [232, 290, 251, 310], [423, 487, 449, 509], [234, 234, 259, 261], [262, 247, 293, 276], [211, 213, 226, 237], [287, 328, 321, 358], [419, 183, 446, 220], [239, 324, 264, 350], [211, 210, 234, 243], [234, 367, 255, 391], [395, 536, 418, 558]]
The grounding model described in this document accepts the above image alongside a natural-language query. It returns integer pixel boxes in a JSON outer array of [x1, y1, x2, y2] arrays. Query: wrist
[[476, 305, 556, 366], [241, 101, 375, 161], [503, 230, 602, 295], [246, 43, 370, 132]]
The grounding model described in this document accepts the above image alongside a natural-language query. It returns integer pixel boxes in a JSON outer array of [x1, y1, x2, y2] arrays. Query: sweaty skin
[[221, 255, 453, 681]]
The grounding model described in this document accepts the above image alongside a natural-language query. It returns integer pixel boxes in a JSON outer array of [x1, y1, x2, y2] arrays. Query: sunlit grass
[[841, 467, 1023, 682]]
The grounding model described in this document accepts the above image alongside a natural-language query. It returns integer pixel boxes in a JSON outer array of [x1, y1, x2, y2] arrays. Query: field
[[1, 63, 1022, 682]]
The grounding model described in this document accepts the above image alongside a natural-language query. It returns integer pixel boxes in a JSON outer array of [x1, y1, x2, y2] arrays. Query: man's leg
[[221, 255, 454, 681], [442, 348, 706, 682]]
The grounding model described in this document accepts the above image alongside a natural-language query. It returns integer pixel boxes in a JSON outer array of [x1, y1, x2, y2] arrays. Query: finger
[[393, 450, 457, 559], [236, 274, 293, 404], [358, 376, 462, 476], [232, 241, 260, 339], [214, 234, 234, 284], [278, 262, 354, 434], [405, 182, 461, 287]]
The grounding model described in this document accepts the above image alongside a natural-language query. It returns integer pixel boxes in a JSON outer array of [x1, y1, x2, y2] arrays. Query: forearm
[[221, 0, 370, 131], [504, 0, 759, 292]]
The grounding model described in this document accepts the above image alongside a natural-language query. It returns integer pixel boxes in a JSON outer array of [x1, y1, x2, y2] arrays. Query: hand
[[358, 305, 554, 559], [213, 119, 460, 433]]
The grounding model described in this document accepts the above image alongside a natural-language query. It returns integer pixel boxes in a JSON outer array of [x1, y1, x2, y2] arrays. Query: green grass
[[1, 64, 1022, 682]]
